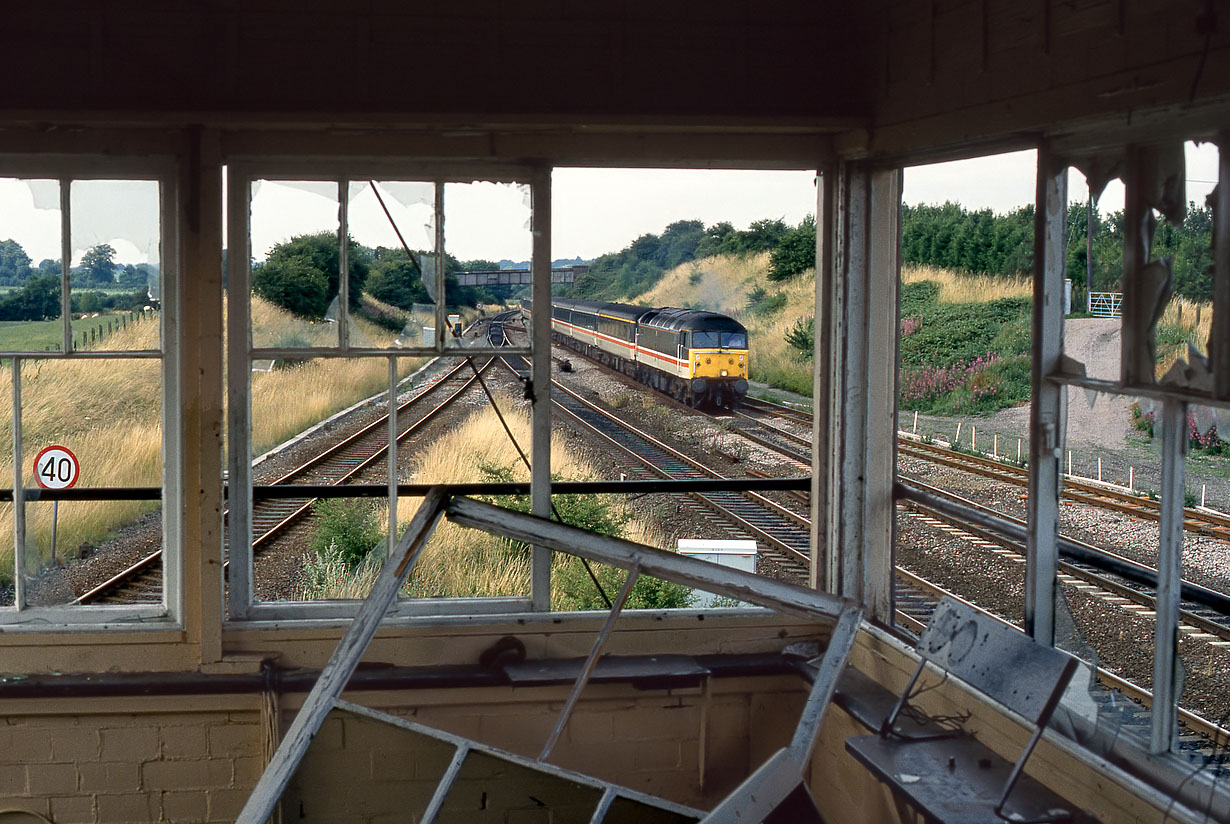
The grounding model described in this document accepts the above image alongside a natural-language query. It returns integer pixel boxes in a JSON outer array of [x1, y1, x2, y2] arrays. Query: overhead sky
[[0, 144, 1219, 265]]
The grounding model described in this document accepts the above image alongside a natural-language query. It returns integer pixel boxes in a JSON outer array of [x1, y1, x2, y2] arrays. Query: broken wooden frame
[[236, 490, 864, 824]]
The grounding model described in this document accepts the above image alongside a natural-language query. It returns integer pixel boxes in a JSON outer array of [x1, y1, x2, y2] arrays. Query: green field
[[0, 312, 144, 353]]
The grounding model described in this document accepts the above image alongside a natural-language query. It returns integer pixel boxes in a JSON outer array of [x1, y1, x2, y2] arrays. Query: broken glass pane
[[0, 178, 63, 353], [71, 179, 161, 348], [250, 179, 340, 349], [443, 181, 532, 350], [346, 180, 436, 349]]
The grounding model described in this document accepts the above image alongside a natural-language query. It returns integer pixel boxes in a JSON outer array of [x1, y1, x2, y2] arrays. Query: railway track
[[898, 480, 1230, 640], [495, 354, 812, 580], [76, 356, 495, 605], [741, 395, 1230, 544]]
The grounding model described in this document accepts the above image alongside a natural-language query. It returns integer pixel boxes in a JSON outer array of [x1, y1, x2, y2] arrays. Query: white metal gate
[[1088, 291, 1123, 317]]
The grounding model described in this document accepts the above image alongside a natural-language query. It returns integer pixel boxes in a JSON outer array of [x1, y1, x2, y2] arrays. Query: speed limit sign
[[33, 445, 79, 490]]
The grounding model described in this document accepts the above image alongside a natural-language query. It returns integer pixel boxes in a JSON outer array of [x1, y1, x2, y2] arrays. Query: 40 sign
[[33, 445, 80, 490]]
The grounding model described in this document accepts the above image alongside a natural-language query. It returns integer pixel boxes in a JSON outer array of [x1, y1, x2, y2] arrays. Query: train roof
[[639, 307, 747, 334], [540, 297, 746, 332], [551, 298, 650, 323]]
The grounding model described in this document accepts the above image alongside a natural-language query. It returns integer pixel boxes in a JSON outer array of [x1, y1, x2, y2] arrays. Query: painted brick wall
[[0, 706, 261, 823]]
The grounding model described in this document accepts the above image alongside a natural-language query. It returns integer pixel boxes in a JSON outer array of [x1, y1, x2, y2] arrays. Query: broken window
[[226, 162, 545, 621], [0, 165, 173, 626], [892, 138, 1230, 773]]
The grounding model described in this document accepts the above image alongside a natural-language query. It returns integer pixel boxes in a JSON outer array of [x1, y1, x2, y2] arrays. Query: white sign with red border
[[33, 445, 79, 490]]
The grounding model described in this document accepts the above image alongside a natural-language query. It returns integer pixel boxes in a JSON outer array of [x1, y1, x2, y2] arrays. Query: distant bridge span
[[454, 265, 587, 287]]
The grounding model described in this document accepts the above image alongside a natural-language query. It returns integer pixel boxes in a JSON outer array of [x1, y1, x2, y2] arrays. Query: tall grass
[[297, 400, 674, 606], [901, 264, 1033, 303], [1156, 295, 1214, 376], [0, 295, 422, 581]]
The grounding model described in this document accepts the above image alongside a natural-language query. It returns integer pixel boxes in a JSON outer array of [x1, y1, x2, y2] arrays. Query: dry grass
[[634, 252, 817, 396], [1157, 294, 1214, 375], [0, 295, 423, 579], [637, 253, 771, 315], [300, 399, 669, 602], [902, 264, 1033, 303]]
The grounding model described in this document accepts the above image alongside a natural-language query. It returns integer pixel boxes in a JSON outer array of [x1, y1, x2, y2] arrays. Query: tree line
[[564, 199, 1216, 305], [565, 216, 816, 301], [251, 232, 497, 321], [901, 201, 1216, 300], [0, 240, 155, 321]]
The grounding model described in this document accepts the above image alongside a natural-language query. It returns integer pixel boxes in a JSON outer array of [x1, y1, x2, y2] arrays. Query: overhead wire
[[367, 181, 614, 608]]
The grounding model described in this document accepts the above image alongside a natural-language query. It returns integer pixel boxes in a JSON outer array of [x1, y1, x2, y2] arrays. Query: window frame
[[224, 159, 548, 623], [0, 154, 181, 630]]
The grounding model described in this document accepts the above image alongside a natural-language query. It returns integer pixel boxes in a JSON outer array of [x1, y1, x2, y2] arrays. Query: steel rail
[[495, 354, 811, 569], [896, 485, 1230, 640], [77, 357, 493, 605], [896, 479, 1230, 617]]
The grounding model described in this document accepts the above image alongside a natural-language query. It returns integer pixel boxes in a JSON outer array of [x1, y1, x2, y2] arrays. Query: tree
[[80, 243, 117, 286], [252, 255, 329, 318], [252, 233, 370, 318], [366, 254, 430, 309], [0, 274, 60, 321], [768, 215, 816, 281], [0, 239, 32, 285]]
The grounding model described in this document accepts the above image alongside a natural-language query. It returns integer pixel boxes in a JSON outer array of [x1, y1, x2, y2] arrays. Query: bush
[[253, 256, 329, 319], [253, 232, 371, 319], [785, 317, 814, 360], [309, 499, 384, 568]]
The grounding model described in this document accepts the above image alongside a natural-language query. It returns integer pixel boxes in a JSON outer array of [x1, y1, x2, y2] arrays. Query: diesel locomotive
[[521, 297, 750, 408]]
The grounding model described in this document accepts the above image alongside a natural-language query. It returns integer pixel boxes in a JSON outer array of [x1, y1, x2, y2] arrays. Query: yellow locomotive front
[[683, 323, 749, 407]]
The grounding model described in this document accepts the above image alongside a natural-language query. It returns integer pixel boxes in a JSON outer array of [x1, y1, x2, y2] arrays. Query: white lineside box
[[676, 539, 758, 608]]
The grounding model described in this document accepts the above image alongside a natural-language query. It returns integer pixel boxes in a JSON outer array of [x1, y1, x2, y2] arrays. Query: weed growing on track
[[0, 294, 420, 586]]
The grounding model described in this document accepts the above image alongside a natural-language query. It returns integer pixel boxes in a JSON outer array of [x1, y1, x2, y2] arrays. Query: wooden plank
[[1152, 399, 1186, 753], [531, 164, 553, 611], [864, 166, 901, 625], [698, 748, 802, 824], [588, 787, 617, 824], [811, 165, 834, 592], [539, 567, 640, 762], [788, 604, 864, 762], [1026, 145, 1066, 645], [235, 489, 449, 824], [225, 165, 255, 620], [334, 700, 704, 819], [445, 495, 850, 620], [420, 743, 469, 824]]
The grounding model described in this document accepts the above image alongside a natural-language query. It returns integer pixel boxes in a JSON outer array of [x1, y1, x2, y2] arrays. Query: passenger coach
[[523, 297, 750, 408]]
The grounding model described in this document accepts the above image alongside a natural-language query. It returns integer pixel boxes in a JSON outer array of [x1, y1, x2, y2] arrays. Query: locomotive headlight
[[721, 369, 729, 377], [705, 357, 711, 365]]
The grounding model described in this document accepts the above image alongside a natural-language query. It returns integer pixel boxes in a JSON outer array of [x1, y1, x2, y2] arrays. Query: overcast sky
[[0, 144, 1219, 265]]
